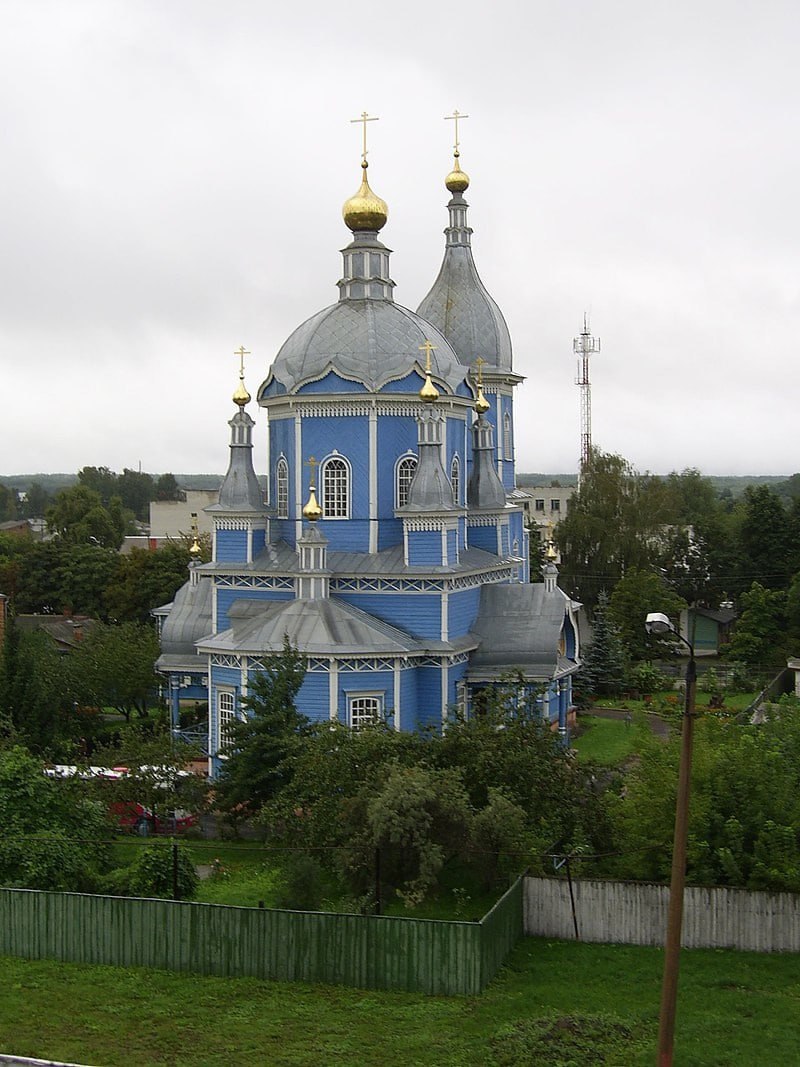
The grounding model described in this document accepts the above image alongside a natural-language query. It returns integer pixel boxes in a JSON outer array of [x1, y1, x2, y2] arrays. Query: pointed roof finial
[[418, 340, 440, 403], [302, 456, 323, 521], [232, 345, 251, 407], [189, 512, 201, 558], [473, 356, 490, 414], [343, 111, 388, 232], [445, 109, 470, 193]]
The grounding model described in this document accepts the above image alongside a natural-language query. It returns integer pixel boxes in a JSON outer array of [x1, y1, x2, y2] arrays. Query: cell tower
[[573, 313, 600, 475]]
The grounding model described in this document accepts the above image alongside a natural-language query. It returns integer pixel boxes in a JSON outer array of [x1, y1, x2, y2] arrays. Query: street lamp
[[645, 612, 696, 1067]]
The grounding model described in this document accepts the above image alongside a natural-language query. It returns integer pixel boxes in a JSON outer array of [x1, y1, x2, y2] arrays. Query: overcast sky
[[1, 0, 798, 479]]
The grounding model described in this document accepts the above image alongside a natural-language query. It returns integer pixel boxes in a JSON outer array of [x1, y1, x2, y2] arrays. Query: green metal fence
[[0, 878, 524, 995]]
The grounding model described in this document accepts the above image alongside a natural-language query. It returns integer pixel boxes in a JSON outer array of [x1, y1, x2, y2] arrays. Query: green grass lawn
[[591, 689, 758, 715], [0, 939, 797, 1065], [571, 715, 643, 766]]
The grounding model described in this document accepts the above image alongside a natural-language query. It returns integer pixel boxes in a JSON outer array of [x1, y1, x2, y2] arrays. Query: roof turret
[[417, 144, 513, 372]]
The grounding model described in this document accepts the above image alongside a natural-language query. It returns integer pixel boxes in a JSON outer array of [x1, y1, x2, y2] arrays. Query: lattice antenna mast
[[573, 312, 600, 475]]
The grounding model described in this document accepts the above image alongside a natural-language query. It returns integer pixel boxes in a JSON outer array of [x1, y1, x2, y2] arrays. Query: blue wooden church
[[155, 137, 581, 774]]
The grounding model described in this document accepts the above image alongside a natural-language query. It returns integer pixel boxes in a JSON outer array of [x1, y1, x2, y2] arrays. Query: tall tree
[[578, 590, 627, 697], [73, 622, 160, 722], [608, 567, 686, 663], [46, 485, 129, 549], [104, 544, 195, 623], [556, 449, 676, 605], [216, 640, 308, 816], [724, 581, 787, 675]]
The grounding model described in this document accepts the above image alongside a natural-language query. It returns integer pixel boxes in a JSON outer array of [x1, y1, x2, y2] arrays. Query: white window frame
[[503, 413, 512, 460], [395, 454, 418, 508], [276, 457, 289, 519], [450, 454, 460, 505], [348, 693, 383, 731], [320, 454, 350, 519], [217, 689, 237, 749]]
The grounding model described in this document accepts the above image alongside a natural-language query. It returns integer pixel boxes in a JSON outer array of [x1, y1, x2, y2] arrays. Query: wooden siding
[[524, 876, 800, 953], [0, 885, 524, 996]]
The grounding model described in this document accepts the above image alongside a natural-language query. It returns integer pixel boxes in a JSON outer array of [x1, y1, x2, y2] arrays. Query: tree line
[[555, 450, 800, 682]]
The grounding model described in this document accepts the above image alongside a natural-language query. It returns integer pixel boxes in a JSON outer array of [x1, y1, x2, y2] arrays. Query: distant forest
[[0, 471, 795, 500]]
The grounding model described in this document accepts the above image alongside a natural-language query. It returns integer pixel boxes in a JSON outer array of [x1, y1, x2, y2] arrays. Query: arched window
[[275, 458, 289, 519], [218, 690, 236, 745], [503, 413, 512, 460], [396, 455, 418, 508], [321, 455, 350, 518], [450, 454, 460, 505]]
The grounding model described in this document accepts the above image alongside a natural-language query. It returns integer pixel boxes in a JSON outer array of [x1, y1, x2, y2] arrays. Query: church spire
[[467, 362, 507, 511], [416, 117, 513, 371], [212, 348, 264, 515]]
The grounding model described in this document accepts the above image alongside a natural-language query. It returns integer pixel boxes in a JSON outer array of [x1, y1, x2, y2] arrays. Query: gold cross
[[234, 345, 250, 378], [474, 356, 486, 386], [307, 456, 318, 474], [350, 111, 379, 164], [419, 339, 436, 374], [445, 109, 469, 152]]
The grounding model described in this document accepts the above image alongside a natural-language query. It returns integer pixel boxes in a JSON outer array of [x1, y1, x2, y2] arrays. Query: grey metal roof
[[469, 584, 573, 675], [258, 299, 469, 396], [206, 409, 265, 515], [199, 597, 420, 657], [467, 416, 507, 510], [159, 573, 213, 657], [416, 193, 513, 372]]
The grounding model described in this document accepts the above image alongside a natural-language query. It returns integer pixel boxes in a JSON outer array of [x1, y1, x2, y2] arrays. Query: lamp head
[[645, 612, 673, 635]]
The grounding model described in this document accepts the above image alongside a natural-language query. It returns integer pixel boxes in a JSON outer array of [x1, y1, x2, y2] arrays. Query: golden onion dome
[[445, 151, 470, 194], [343, 161, 388, 232], [419, 372, 440, 404], [233, 376, 251, 408], [474, 384, 490, 415], [302, 483, 323, 522]]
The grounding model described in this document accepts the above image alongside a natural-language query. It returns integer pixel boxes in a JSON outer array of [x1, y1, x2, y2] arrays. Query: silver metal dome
[[259, 299, 469, 396]]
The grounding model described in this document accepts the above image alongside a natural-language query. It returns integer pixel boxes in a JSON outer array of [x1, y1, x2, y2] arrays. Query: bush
[[273, 852, 327, 911], [128, 842, 199, 900], [626, 663, 669, 695]]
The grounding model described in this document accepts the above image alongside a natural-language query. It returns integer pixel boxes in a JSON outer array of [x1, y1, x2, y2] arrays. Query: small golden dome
[[302, 484, 323, 522], [445, 151, 470, 194], [233, 377, 251, 408], [475, 384, 490, 414], [419, 372, 440, 404], [189, 536, 201, 557], [343, 161, 388, 232]]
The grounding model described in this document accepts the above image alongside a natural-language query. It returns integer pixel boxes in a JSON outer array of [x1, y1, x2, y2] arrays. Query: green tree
[[155, 473, 182, 501], [13, 541, 119, 617], [724, 581, 787, 674], [104, 544, 195, 623], [608, 567, 686, 663], [0, 622, 80, 753], [116, 469, 156, 522], [78, 466, 119, 505], [20, 481, 51, 519], [216, 640, 308, 816], [578, 590, 627, 698], [361, 763, 472, 907], [738, 485, 791, 589], [74, 622, 160, 722], [607, 712, 800, 891], [0, 484, 19, 522], [556, 449, 677, 605], [46, 485, 129, 549], [0, 746, 109, 891]]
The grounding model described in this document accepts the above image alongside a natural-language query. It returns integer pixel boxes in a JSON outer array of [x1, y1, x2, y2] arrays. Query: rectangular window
[[550, 499, 561, 512], [535, 499, 545, 512]]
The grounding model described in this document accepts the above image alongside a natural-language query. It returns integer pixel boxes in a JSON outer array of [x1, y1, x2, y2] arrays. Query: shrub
[[128, 842, 199, 900]]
